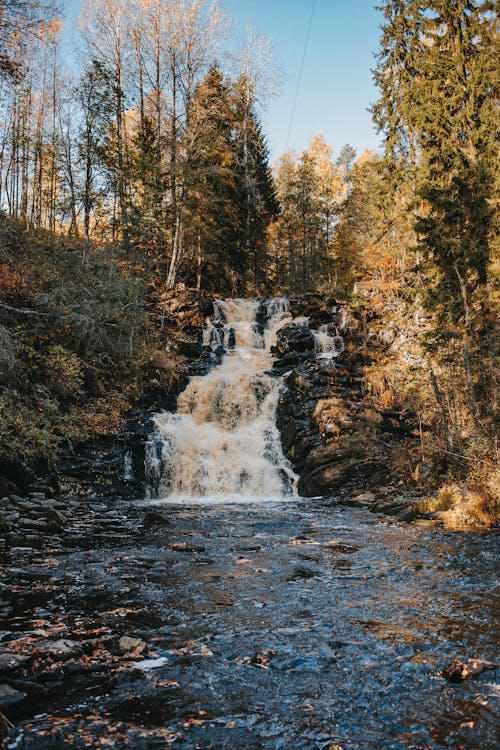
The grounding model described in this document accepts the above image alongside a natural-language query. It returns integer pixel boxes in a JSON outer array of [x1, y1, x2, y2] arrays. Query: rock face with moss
[[274, 295, 421, 498]]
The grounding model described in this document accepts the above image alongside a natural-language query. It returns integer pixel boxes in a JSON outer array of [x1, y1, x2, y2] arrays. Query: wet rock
[[0, 651, 30, 673], [176, 334, 202, 358], [299, 458, 385, 497], [168, 542, 205, 553], [442, 659, 499, 682], [0, 684, 25, 706], [143, 511, 171, 528], [35, 639, 83, 659], [273, 323, 316, 357], [18, 518, 49, 531], [287, 566, 319, 581], [207, 588, 234, 606], [8, 495, 26, 505], [112, 666, 150, 684], [250, 650, 276, 667], [351, 492, 376, 504], [43, 508, 67, 526], [118, 636, 147, 655], [396, 507, 416, 522]]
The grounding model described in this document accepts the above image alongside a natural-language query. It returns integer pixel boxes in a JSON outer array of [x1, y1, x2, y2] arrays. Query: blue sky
[[64, 0, 383, 162]]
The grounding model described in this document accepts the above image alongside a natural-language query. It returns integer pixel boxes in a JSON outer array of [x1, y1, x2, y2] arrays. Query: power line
[[286, 0, 317, 151]]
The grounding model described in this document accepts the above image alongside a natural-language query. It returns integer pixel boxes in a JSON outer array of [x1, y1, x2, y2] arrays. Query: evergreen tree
[[77, 60, 114, 264], [231, 75, 278, 294], [373, 0, 499, 434], [181, 65, 242, 293]]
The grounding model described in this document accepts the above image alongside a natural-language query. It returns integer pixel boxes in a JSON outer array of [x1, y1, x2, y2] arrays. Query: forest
[[0, 0, 498, 515]]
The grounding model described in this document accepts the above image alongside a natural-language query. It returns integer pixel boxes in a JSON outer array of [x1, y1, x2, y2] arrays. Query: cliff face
[[273, 294, 421, 502]]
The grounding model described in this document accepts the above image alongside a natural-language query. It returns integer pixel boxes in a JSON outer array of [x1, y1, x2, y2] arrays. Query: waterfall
[[314, 324, 345, 359], [145, 298, 297, 503]]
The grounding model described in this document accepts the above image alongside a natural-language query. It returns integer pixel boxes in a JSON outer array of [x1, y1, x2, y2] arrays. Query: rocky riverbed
[[0, 497, 498, 749]]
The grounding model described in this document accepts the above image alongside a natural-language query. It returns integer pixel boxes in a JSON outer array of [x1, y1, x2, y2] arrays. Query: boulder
[[299, 459, 386, 497], [0, 683, 25, 706], [273, 323, 316, 358]]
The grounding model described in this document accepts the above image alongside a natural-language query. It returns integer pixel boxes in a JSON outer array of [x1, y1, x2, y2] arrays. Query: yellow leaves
[[39, 17, 65, 42]]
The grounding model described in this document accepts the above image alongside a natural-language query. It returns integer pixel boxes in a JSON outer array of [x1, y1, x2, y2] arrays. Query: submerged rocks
[[442, 658, 499, 682]]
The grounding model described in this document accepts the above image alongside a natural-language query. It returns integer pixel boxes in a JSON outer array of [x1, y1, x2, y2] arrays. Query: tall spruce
[[373, 0, 499, 431], [231, 75, 278, 294]]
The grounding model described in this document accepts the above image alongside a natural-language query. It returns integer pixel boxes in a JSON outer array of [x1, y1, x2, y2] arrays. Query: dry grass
[[416, 483, 496, 529]]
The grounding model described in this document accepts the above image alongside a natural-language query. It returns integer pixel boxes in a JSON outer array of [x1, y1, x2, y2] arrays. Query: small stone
[[0, 683, 25, 705], [118, 636, 147, 655]]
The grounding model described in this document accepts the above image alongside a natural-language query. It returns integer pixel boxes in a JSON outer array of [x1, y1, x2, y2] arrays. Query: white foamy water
[[145, 298, 297, 504], [314, 324, 345, 359]]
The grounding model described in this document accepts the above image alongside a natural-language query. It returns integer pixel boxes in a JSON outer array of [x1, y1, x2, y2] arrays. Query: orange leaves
[[0, 264, 22, 299]]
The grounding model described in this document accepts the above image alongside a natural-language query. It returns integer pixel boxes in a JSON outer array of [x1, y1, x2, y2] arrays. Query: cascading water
[[313, 324, 345, 359], [145, 298, 297, 503]]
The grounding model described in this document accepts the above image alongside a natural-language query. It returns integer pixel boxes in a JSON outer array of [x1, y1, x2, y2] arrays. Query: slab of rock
[[0, 683, 25, 705], [35, 639, 82, 659]]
